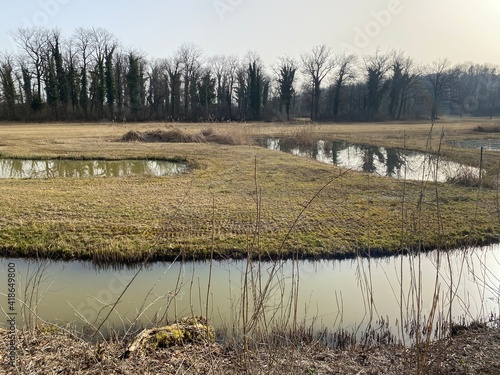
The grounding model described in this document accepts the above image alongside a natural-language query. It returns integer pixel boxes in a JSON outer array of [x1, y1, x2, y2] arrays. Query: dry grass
[[1, 325, 499, 374], [473, 124, 500, 133], [121, 128, 244, 145], [0, 120, 499, 263]]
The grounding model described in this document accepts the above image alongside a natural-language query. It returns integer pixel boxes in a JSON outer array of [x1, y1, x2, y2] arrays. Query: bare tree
[[11, 27, 49, 106], [73, 27, 95, 117], [332, 54, 357, 120], [426, 59, 459, 119], [301, 45, 336, 121], [209, 55, 226, 116], [165, 54, 182, 120], [209, 54, 239, 120], [178, 43, 202, 119], [146, 58, 169, 119], [452, 63, 499, 117], [0, 53, 18, 119]]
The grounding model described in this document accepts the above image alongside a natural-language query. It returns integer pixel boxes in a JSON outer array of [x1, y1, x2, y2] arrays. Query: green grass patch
[[0, 122, 499, 265]]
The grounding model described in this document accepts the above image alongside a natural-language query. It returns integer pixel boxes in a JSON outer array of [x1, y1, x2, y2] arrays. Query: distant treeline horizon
[[0, 26, 499, 123]]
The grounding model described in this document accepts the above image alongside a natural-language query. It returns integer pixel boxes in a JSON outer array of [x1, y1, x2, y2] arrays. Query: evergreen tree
[[45, 57, 59, 119], [235, 68, 248, 120], [97, 59, 105, 117], [0, 61, 17, 119], [105, 47, 116, 119], [67, 62, 79, 113], [198, 71, 216, 117], [80, 67, 88, 117], [262, 78, 269, 109], [127, 53, 141, 116], [277, 59, 296, 120], [248, 61, 261, 120], [53, 39, 69, 115], [388, 60, 403, 119], [21, 66, 33, 116], [364, 51, 391, 121]]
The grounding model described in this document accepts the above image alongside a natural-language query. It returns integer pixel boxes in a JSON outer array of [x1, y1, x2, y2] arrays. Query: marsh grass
[[447, 165, 495, 188], [282, 125, 321, 148], [121, 127, 248, 146], [473, 124, 500, 133]]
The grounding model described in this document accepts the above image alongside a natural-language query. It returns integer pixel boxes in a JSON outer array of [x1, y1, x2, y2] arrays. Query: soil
[[1, 326, 499, 374]]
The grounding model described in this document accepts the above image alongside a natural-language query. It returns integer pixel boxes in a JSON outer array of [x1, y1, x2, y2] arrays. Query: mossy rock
[[154, 317, 215, 347], [36, 324, 62, 335], [121, 316, 215, 359]]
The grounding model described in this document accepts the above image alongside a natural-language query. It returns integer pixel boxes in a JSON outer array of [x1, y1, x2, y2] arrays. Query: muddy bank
[[1, 325, 499, 374]]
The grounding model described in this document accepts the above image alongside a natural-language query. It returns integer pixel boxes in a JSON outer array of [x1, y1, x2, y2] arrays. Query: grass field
[[1, 118, 499, 264]]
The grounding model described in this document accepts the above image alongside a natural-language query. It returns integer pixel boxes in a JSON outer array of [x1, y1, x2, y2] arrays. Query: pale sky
[[1, 0, 500, 68]]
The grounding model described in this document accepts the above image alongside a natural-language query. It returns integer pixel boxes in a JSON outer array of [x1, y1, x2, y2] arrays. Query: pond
[[1, 245, 498, 345], [451, 139, 500, 151], [259, 139, 479, 182], [0, 159, 187, 179]]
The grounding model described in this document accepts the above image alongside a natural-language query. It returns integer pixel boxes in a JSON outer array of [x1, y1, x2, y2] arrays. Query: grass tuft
[[447, 166, 495, 188], [121, 127, 241, 145], [473, 125, 500, 133]]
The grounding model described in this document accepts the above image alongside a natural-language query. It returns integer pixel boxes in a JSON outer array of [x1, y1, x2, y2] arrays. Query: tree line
[[0, 27, 499, 123]]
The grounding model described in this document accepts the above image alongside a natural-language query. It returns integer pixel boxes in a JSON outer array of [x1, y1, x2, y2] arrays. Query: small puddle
[[0, 159, 188, 179], [259, 139, 478, 182]]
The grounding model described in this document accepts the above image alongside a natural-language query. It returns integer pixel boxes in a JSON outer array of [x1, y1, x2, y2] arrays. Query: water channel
[[1, 246, 498, 344], [259, 139, 479, 182], [0, 159, 187, 179]]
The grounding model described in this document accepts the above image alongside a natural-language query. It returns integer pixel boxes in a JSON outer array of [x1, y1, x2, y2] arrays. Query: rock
[[120, 316, 215, 359]]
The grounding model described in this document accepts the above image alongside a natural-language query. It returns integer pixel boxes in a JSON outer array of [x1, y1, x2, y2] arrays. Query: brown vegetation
[[1, 324, 499, 374], [121, 128, 243, 145], [473, 125, 500, 133]]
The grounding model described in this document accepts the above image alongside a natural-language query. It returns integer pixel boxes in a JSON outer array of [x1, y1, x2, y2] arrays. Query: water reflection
[[0, 246, 498, 344], [451, 139, 500, 151], [0, 159, 187, 179], [259, 139, 479, 182]]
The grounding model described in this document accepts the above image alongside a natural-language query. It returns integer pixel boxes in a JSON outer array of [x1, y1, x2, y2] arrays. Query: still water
[[451, 139, 500, 151], [0, 159, 187, 179], [260, 139, 479, 182], [1, 246, 498, 342]]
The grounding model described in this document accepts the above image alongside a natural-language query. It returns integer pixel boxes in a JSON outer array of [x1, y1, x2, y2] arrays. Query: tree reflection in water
[[0, 159, 187, 179], [260, 138, 478, 182]]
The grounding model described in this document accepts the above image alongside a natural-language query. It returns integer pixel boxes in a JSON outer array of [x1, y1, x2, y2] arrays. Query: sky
[[1, 0, 500, 69]]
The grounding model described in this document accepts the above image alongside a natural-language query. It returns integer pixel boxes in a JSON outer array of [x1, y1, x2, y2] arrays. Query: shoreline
[[1, 324, 499, 374], [0, 235, 499, 266]]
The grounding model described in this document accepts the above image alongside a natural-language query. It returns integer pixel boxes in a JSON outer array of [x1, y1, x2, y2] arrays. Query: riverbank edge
[[0, 233, 498, 266], [1, 324, 499, 374]]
